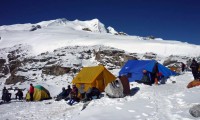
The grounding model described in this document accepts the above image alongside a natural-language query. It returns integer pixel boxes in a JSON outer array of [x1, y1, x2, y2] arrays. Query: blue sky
[[1, 0, 200, 45]]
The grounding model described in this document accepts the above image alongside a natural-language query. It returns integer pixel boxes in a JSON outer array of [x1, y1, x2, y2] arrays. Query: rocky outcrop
[[82, 28, 92, 32], [30, 25, 41, 31], [1, 45, 193, 86], [2, 65, 10, 75], [9, 60, 21, 74], [143, 52, 157, 59], [5, 75, 26, 85], [94, 49, 137, 69], [42, 65, 71, 76], [118, 32, 127, 36], [163, 59, 178, 66], [0, 59, 8, 77], [0, 59, 6, 66]]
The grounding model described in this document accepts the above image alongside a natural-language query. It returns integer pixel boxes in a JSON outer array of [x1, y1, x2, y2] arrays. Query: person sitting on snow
[[2, 87, 11, 102], [56, 87, 70, 101], [15, 89, 23, 100], [78, 84, 86, 100], [63, 85, 72, 101], [68, 85, 79, 105], [85, 87, 100, 101]]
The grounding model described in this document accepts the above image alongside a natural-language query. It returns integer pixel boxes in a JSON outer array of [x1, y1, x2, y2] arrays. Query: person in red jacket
[[29, 84, 34, 101]]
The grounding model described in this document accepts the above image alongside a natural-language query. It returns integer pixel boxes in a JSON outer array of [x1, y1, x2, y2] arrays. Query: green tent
[[26, 85, 51, 101]]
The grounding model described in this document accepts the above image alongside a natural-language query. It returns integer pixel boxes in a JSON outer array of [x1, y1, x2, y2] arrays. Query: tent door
[[96, 73, 105, 92]]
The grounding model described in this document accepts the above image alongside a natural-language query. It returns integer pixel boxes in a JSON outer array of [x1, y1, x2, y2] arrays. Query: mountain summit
[[0, 18, 127, 35]]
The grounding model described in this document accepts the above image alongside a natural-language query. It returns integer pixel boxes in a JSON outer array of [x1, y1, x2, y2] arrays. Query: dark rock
[[95, 51, 101, 61], [163, 59, 178, 66], [30, 25, 41, 31], [7, 54, 16, 61], [2, 65, 10, 75], [0, 59, 6, 66], [5, 75, 26, 85], [57, 53, 66, 56], [45, 61, 57, 65], [118, 32, 127, 35], [82, 28, 92, 32], [0, 74, 5, 78], [36, 25, 41, 29], [189, 104, 200, 117], [9, 60, 21, 73], [18, 68, 28, 72], [143, 52, 157, 59], [42, 65, 71, 76], [32, 58, 48, 62]]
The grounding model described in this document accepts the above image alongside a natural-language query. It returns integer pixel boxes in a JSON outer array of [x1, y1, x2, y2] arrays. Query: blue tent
[[119, 60, 176, 82]]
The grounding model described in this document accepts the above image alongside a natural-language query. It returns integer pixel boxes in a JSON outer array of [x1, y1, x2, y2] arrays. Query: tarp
[[119, 60, 176, 82], [26, 85, 51, 101], [72, 65, 116, 92], [105, 79, 124, 98], [119, 76, 131, 95]]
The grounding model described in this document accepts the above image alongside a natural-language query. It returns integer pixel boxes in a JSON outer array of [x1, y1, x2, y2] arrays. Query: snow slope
[[0, 18, 200, 57], [0, 72, 199, 120]]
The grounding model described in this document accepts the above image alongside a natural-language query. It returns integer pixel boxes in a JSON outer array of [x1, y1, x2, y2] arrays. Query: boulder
[[189, 104, 200, 117]]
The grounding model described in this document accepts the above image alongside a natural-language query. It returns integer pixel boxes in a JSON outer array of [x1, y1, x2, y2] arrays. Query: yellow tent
[[72, 65, 116, 92], [26, 85, 51, 101]]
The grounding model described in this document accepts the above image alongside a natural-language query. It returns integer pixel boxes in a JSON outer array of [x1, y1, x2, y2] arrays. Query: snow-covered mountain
[[107, 26, 118, 35], [0, 18, 199, 57], [0, 18, 108, 33], [0, 18, 200, 120]]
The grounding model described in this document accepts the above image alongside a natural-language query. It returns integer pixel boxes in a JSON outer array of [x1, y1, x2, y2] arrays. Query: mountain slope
[[0, 18, 200, 57]]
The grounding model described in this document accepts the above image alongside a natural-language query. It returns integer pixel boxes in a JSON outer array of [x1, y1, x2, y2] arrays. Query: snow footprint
[[142, 113, 148, 116], [176, 111, 183, 114], [128, 110, 135, 112], [115, 107, 122, 110], [145, 105, 153, 108], [176, 98, 185, 105], [135, 115, 141, 118]]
